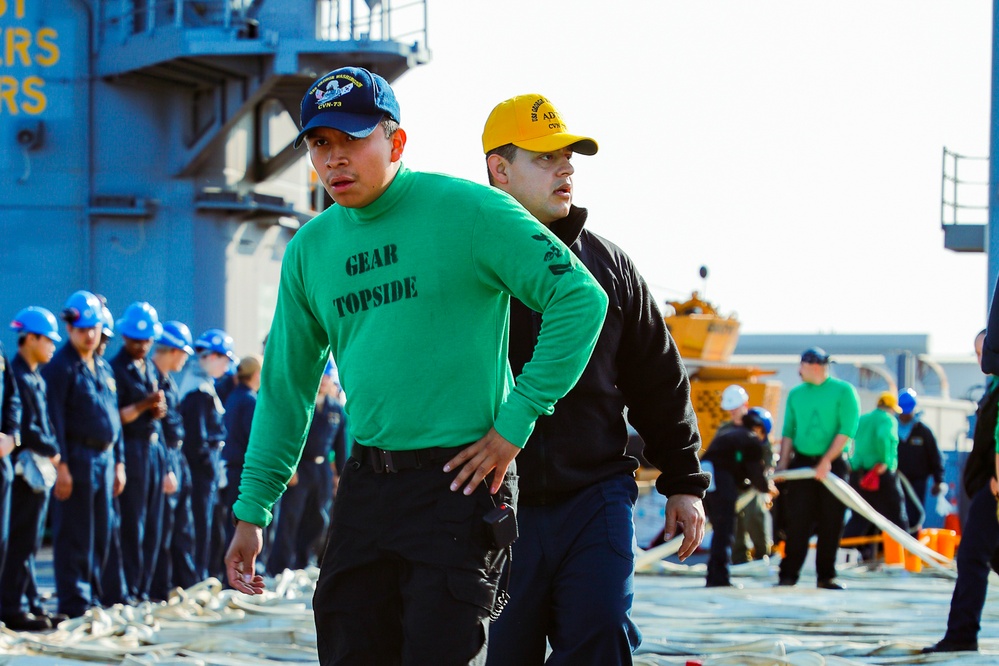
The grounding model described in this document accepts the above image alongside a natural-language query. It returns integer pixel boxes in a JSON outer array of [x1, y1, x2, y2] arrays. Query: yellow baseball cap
[[878, 391, 903, 414], [482, 94, 598, 155]]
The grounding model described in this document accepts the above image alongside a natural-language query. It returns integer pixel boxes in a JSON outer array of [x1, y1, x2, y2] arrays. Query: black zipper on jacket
[[531, 309, 550, 504]]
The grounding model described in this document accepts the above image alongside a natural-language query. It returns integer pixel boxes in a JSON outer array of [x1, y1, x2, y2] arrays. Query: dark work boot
[[1, 611, 52, 632], [921, 639, 978, 653]]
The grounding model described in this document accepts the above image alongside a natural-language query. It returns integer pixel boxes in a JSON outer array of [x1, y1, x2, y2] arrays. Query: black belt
[[77, 437, 113, 452], [353, 444, 467, 474]]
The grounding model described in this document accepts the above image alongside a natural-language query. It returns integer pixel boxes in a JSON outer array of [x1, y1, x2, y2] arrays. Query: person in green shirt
[[775, 347, 860, 589], [842, 391, 909, 560], [223, 66, 608, 666]]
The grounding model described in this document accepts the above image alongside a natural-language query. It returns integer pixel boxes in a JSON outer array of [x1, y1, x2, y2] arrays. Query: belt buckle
[[380, 449, 397, 473]]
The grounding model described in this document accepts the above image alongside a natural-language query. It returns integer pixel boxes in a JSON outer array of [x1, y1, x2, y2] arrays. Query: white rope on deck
[[0, 470, 981, 665], [770, 468, 956, 577], [0, 574, 321, 665]]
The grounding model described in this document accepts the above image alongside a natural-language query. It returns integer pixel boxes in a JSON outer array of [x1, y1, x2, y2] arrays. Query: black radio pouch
[[483, 502, 518, 550]]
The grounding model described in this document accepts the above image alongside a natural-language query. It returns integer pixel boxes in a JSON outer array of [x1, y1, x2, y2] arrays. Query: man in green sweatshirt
[[775, 346, 860, 590], [223, 66, 608, 666], [842, 391, 909, 560]]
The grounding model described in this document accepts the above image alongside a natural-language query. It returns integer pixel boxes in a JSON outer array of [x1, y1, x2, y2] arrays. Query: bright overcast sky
[[391, 1, 991, 355]]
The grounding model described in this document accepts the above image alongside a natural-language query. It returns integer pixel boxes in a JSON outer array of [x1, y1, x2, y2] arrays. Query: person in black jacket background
[[702, 408, 775, 588], [482, 94, 708, 666], [220, 355, 261, 571], [896, 388, 945, 532], [149, 321, 197, 600], [924, 329, 999, 654], [266, 360, 346, 575]]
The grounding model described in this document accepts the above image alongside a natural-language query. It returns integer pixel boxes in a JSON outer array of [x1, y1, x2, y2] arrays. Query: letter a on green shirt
[[782, 376, 861, 457]]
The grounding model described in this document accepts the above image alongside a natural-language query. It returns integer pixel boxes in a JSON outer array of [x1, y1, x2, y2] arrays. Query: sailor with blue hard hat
[[42, 289, 125, 618], [0, 307, 65, 630], [199, 329, 238, 408], [159, 321, 195, 355], [149, 320, 199, 599], [747, 406, 773, 436], [106, 302, 168, 602], [180, 328, 232, 581], [61, 291, 103, 328], [894, 387, 945, 533], [10, 307, 62, 343], [195, 328, 235, 359]]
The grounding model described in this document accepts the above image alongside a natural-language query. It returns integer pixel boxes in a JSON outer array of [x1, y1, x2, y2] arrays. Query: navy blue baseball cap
[[800, 347, 830, 364], [294, 66, 401, 148]]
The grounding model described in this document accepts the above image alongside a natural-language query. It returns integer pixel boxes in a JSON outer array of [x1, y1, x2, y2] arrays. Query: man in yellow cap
[[842, 391, 909, 560], [481, 95, 708, 665]]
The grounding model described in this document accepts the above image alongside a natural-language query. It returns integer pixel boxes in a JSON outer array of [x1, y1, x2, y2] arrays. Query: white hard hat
[[720, 385, 749, 411]]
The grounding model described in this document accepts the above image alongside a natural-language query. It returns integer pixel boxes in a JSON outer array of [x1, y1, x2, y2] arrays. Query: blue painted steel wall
[[1, 0, 428, 358], [1, 0, 91, 339]]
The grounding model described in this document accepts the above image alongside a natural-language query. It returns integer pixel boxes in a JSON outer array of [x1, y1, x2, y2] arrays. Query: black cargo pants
[[314, 446, 517, 666]]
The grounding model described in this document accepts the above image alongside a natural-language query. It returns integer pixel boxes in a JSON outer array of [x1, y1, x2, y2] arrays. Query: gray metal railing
[[317, 0, 428, 48], [99, 1, 248, 34], [99, 0, 427, 50], [940, 146, 989, 228]]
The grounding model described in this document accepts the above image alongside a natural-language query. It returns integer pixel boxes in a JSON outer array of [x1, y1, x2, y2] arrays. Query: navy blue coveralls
[[42, 343, 123, 618], [221, 383, 255, 553], [109, 349, 166, 600], [180, 381, 225, 581], [267, 396, 344, 574], [215, 372, 237, 409], [150, 363, 197, 598], [0, 354, 56, 619], [0, 344, 22, 620]]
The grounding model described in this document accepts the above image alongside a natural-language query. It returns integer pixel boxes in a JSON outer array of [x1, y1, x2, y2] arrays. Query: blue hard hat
[[747, 406, 773, 435], [159, 321, 194, 355], [10, 306, 62, 342], [898, 388, 918, 415], [61, 290, 104, 328], [194, 328, 235, 359], [116, 301, 163, 341]]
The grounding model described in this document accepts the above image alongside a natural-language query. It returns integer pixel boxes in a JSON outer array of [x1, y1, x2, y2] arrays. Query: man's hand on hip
[[443, 427, 520, 495]]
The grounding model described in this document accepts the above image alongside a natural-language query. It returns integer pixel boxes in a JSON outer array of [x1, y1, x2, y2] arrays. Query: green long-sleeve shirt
[[988, 376, 999, 454], [234, 166, 608, 526], [782, 376, 860, 457], [850, 408, 899, 471]]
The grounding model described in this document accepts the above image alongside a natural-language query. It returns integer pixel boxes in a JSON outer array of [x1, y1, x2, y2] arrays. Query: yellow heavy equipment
[[664, 292, 782, 450]]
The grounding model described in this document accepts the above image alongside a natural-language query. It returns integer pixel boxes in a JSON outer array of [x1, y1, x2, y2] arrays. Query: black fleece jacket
[[964, 381, 999, 498], [509, 206, 708, 505]]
